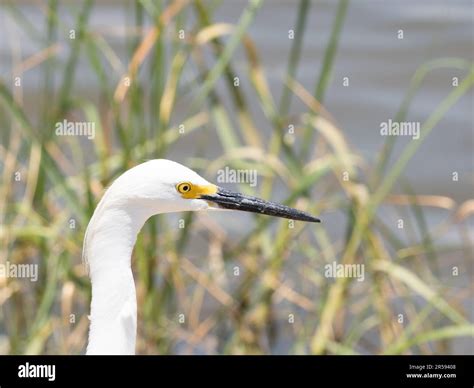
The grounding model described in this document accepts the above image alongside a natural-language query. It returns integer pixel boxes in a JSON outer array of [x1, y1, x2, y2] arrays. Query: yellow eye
[[176, 182, 193, 194]]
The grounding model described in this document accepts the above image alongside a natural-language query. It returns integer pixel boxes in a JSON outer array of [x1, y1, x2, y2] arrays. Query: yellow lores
[[176, 182, 218, 199]]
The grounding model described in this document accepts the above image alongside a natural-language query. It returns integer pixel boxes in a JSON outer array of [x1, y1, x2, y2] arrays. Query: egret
[[83, 159, 320, 354]]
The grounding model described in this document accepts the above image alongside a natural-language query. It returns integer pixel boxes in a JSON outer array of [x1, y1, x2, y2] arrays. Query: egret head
[[107, 159, 320, 223]]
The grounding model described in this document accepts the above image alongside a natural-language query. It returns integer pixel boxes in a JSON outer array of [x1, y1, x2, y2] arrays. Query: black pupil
[[182, 185, 189, 191]]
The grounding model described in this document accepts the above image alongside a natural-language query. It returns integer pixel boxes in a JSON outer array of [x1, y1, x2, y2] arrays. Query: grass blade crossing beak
[[201, 187, 320, 223]]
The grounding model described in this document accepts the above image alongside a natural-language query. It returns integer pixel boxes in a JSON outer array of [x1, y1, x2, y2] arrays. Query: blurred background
[[0, 0, 473, 355]]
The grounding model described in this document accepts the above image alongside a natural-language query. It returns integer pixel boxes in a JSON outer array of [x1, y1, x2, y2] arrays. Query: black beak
[[200, 187, 320, 223]]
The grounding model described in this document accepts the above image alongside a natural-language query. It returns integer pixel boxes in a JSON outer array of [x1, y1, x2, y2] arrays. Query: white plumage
[[83, 159, 319, 354]]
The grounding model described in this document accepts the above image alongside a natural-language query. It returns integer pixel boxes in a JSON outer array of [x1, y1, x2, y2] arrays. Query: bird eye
[[177, 182, 192, 194]]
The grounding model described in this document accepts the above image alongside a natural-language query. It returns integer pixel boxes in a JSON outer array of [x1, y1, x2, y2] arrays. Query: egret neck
[[86, 203, 150, 355]]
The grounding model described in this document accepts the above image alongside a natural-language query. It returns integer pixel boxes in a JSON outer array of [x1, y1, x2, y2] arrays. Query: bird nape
[[83, 159, 320, 355]]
